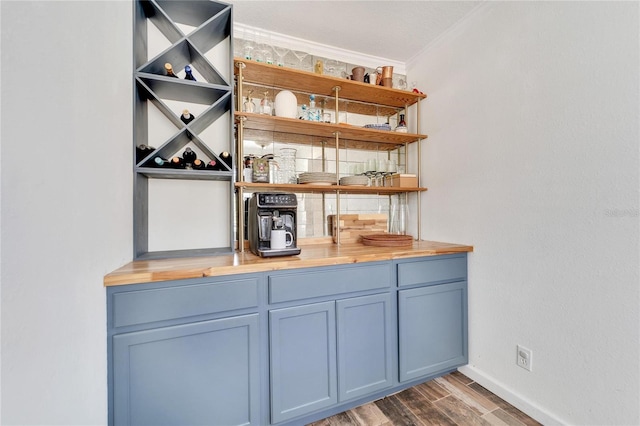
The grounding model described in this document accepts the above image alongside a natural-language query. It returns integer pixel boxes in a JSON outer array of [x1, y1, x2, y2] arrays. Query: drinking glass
[[262, 45, 273, 65], [291, 50, 310, 71], [390, 195, 408, 235], [242, 29, 256, 60], [260, 34, 274, 65], [272, 45, 289, 67], [324, 59, 340, 77], [253, 42, 265, 63], [365, 158, 377, 174]]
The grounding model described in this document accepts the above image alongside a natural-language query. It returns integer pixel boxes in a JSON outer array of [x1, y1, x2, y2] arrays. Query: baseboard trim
[[457, 365, 567, 425]]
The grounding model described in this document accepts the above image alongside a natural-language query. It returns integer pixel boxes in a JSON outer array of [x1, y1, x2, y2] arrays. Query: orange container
[[387, 174, 418, 188]]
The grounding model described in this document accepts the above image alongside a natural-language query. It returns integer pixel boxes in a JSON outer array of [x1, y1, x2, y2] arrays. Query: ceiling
[[226, 1, 484, 64]]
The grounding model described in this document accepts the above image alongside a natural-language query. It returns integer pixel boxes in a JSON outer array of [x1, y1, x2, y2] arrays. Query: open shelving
[[234, 59, 428, 246]]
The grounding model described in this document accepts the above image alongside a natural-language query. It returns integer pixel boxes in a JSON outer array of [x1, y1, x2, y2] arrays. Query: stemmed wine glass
[[253, 42, 265, 63], [241, 29, 256, 60], [262, 44, 273, 65], [272, 45, 289, 67], [365, 158, 378, 186], [253, 33, 272, 64], [291, 50, 310, 71], [260, 34, 274, 65]]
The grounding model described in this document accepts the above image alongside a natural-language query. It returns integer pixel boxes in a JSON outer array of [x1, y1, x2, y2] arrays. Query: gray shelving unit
[[133, 0, 234, 259]]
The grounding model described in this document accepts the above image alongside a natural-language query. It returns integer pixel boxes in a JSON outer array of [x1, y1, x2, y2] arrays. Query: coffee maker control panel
[[257, 193, 297, 208]]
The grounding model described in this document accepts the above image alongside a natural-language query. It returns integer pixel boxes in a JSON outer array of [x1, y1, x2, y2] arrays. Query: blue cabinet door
[[398, 281, 468, 382], [269, 302, 337, 424], [112, 314, 259, 426], [337, 293, 394, 402]]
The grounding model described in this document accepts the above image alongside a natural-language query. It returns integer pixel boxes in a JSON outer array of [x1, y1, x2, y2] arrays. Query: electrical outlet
[[517, 345, 532, 371]]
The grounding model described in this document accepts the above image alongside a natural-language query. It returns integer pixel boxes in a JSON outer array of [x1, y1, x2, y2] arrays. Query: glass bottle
[[184, 65, 196, 81], [180, 109, 195, 125], [243, 90, 256, 113], [260, 91, 272, 115], [164, 62, 178, 78], [395, 113, 407, 133], [390, 195, 409, 235], [182, 147, 197, 167], [307, 95, 319, 121]]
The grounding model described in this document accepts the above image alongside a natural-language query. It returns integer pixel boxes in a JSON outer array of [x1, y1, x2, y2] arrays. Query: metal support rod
[[332, 86, 341, 245], [237, 117, 246, 251], [332, 86, 341, 124], [321, 140, 327, 235], [334, 131, 341, 244], [415, 99, 422, 241], [236, 61, 246, 251]]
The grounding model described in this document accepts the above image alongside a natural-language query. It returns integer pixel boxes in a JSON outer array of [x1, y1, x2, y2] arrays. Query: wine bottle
[[395, 114, 408, 133], [180, 109, 195, 125], [206, 159, 222, 171], [184, 65, 196, 81], [219, 151, 233, 169], [136, 144, 155, 164], [182, 147, 197, 165], [153, 156, 170, 167], [192, 158, 206, 170], [164, 62, 179, 78], [170, 156, 185, 169]]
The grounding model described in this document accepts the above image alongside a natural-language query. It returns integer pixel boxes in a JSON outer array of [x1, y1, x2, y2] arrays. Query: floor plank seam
[[436, 395, 464, 426]]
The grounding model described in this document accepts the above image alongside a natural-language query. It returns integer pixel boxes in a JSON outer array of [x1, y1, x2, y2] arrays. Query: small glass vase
[[390, 195, 409, 235]]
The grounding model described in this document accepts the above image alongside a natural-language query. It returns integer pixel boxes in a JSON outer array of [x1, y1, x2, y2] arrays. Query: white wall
[[2, 1, 638, 425], [408, 2, 639, 425], [1, 1, 132, 424]]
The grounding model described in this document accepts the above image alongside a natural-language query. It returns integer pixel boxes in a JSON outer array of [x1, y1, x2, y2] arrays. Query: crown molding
[[234, 23, 406, 75]]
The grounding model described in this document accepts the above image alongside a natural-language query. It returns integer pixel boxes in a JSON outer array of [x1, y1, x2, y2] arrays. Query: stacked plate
[[364, 123, 392, 131], [339, 175, 370, 186], [298, 172, 337, 185]]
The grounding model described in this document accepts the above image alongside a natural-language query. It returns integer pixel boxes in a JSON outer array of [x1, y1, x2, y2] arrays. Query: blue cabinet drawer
[[397, 255, 467, 287], [269, 263, 391, 304], [111, 276, 260, 328]]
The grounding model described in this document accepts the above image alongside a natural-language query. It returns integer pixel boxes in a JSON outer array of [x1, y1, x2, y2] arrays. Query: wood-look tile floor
[[308, 371, 542, 426]]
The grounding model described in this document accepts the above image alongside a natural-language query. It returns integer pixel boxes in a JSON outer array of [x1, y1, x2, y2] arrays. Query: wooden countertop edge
[[104, 242, 473, 287]]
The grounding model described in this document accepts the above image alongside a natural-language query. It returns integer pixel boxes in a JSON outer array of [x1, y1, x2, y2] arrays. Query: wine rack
[[133, 0, 234, 259]]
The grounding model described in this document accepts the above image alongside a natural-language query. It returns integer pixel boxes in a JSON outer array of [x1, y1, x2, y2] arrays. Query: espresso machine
[[248, 192, 301, 257]]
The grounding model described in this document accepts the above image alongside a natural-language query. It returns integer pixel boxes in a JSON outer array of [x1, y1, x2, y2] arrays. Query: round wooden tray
[[360, 234, 413, 247]]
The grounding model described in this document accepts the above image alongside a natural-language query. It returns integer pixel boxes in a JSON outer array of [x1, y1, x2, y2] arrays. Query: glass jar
[[390, 195, 408, 235], [395, 114, 407, 133], [278, 148, 297, 184], [243, 90, 256, 113], [260, 91, 272, 115]]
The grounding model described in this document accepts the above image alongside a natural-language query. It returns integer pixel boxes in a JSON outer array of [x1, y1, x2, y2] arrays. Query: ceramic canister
[[274, 90, 298, 118]]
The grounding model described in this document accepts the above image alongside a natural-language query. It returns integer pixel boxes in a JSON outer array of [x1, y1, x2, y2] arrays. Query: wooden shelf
[[242, 82, 400, 117], [234, 58, 426, 109], [235, 182, 428, 195], [237, 112, 427, 150]]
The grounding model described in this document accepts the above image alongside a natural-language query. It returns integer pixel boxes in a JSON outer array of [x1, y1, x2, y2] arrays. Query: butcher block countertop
[[104, 240, 473, 287]]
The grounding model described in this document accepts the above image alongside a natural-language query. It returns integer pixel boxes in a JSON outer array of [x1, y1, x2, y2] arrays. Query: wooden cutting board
[[327, 213, 388, 243], [361, 234, 413, 247]]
